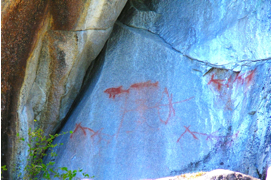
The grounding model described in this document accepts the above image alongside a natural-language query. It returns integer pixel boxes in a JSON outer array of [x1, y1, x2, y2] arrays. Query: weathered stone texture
[[1, 1, 49, 179], [44, 0, 270, 180], [50, 0, 127, 30], [1, 0, 127, 179]]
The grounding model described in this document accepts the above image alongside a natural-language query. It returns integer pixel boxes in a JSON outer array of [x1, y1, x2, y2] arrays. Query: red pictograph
[[130, 80, 159, 90], [70, 123, 94, 138], [156, 88, 194, 125], [208, 74, 225, 90], [207, 69, 256, 111], [177, 125, 199, 142], [70, 123, 113, 144], [208, 69, 256, 91], [113, 86, 194, 138], [176, 125, 239, 147], [70, 80, 240, 150], [104, 80, 159, 99], [157, 88, 176, 125], [104, 86, 129, 99]]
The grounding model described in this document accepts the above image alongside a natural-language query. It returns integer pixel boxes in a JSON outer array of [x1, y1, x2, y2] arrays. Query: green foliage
[[1, 165, 7, 178], [16, 122, 93, 180]]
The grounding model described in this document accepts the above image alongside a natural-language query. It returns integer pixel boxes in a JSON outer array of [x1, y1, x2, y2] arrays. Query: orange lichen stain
[[104, 86, 129, 99], [130, 80, 158, 90]]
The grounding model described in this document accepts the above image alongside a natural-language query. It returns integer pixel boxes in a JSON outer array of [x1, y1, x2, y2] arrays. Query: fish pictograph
[[69, 80, 240, 152], [104, 86, 129, 99], [130, 80, 159, 90]]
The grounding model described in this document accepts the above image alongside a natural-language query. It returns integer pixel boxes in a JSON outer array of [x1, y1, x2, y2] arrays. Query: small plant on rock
[[1, 165, 7, 179], [17, 120, 92, 180]]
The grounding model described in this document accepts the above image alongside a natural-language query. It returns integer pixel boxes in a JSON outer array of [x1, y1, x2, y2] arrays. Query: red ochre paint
[[176, 125, 239, 147], [118, 89, 193, 137], [104, 81, 159, 99], [70, 123, 87, 138], [208, 69, 256, 91], [70, 123, 114, 145], [177, 125, 199, 143], [244, 69, 256, 87], [233, 74, 244, 85], [110, 83, 194, 138], [102, 81, 241, 147], [157, 88, 194, 125], [104, 86, 129, 99], [130, 80, 159, 90], [157, 88, 176, 125], [208, 74, 225, 90]]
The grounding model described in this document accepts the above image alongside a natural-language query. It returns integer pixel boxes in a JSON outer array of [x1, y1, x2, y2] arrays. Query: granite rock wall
[[44, 0, 271, 180], [1, 0, 127, 179]]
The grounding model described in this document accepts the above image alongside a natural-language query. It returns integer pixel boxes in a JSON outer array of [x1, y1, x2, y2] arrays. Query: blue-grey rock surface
[[44, 0, 271, 180]]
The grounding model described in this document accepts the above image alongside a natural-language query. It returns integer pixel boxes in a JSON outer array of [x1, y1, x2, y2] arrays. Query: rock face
[[1, 0, 127, 179], [199, 169, 260, 180], [44, 0, 271, 180], [156, 169, 260, 180]]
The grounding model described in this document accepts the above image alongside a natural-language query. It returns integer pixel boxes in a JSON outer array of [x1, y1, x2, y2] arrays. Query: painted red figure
[[208, 74, 225, 90], [70, 123, 114, 147], [244, 69, 255, 84], [130, 80, 159, 90], [233, 73, 244, 85], [104, 86, 129, 99], [227, 69, 256, 88], [177, 125, 199, 143], [157, 88, 175, 125], [70, 123, 90, 138], [225, 75, 233, 88]]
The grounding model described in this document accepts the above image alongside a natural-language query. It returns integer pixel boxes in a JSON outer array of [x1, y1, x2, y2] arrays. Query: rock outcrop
[[156, 169, 260, 180], [1, 0, 127, 179], [44, 0, 271, 180]]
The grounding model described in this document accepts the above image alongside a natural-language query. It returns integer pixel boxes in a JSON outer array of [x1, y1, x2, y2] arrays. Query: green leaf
[[60, 167, 68, 172], [45, 173, 50, 180], [84, 174, 90, 178], [54, 174, 59, 178], [48, 161, 55, 166]]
